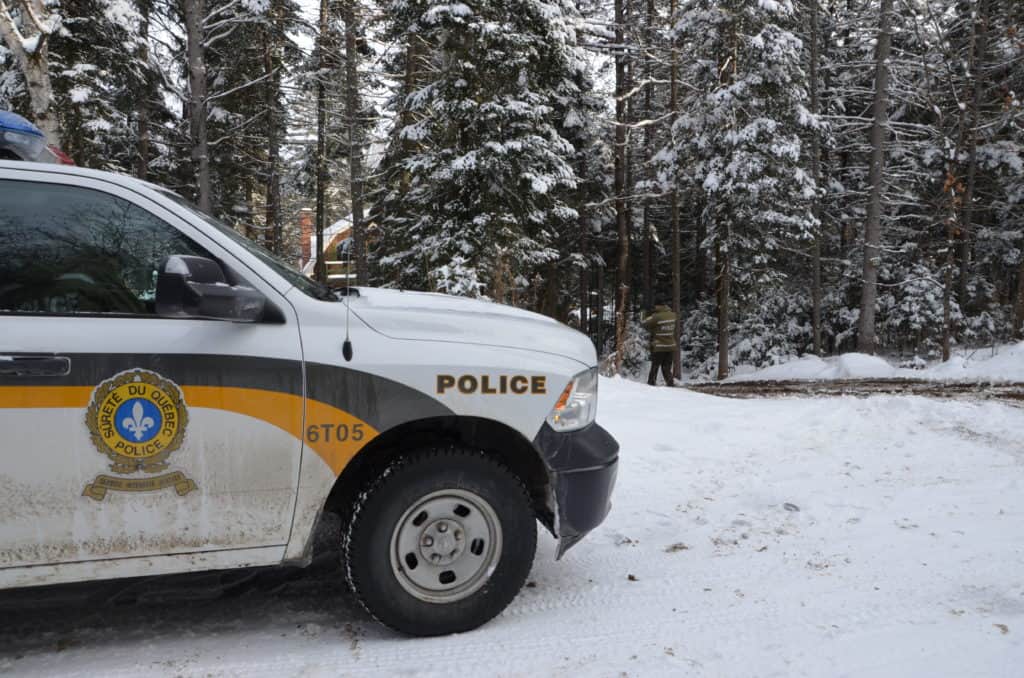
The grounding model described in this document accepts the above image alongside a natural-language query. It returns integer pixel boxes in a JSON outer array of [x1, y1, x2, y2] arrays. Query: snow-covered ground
[[2, 379, 1024, 677], [727, 341, 1024, 383]]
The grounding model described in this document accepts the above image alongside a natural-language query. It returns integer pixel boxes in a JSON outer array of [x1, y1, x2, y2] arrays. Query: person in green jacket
[[642, 300, 677, 386]]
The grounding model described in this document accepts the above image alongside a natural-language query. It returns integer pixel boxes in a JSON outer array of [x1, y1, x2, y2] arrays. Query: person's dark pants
[[647, 351, 674, 386]]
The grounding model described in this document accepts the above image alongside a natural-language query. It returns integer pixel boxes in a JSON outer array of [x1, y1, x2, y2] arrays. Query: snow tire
[[342, 445, 537, 636]]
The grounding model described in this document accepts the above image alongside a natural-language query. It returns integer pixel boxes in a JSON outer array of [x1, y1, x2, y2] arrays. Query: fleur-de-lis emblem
[[122, 401, 155, 441]]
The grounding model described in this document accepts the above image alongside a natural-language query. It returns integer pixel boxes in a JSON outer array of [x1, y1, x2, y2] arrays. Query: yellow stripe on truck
[[302, 397, 379, 475], [0, 385, 377, 477], [0, 385, 92, 408], [182, 385, 305, 441]]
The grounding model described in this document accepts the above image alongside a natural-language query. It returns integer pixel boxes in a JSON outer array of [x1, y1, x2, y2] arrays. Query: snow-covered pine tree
[[795, 0, 828, 355], [176, 0, 303, 235], [48, 1, 154, 174], [813, 0, 874, 353], [814, 0, 942, 359], [0, 0, 185, 184], [374, 0, 587, 300], [955, 0, 1024, 341], [543, 30, 610, 322], [296, 0, 379, 281], [1006, 3, 1024, 336], [666, 0, 816, 378], [340, 0, 375, 283], [855, 0, 894, 355], [862, 0, 952, 359], [2, 0, 1021, 366]]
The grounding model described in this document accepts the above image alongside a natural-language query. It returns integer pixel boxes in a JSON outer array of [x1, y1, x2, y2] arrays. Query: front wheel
[[343, 446, 537, 636]]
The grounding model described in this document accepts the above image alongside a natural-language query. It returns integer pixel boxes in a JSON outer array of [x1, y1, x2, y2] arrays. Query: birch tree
[[0, 0, 60, 144]]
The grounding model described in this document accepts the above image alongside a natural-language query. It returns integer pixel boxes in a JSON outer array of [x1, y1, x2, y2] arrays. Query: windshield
[[158, 190, 336, 301]]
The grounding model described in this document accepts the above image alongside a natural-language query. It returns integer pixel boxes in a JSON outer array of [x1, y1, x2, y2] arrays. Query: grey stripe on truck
[[304, 362, 453, 432]]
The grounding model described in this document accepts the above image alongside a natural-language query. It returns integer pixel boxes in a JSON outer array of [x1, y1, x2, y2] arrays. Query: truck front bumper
[[532, 422, 619, 558]]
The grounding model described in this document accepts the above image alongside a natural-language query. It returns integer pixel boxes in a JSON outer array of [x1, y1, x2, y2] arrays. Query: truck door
[[0, 174, 304, 569]]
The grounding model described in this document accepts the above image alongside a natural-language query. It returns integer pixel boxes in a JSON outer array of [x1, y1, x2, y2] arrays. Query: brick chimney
[[299, 208, 314, 268]]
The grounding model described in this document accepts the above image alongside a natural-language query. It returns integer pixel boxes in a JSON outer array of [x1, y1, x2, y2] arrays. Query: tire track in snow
[[116, 579, 976, 678]]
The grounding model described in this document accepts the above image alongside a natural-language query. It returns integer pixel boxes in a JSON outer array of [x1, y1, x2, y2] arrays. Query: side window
[[0, 180, 213, 315]]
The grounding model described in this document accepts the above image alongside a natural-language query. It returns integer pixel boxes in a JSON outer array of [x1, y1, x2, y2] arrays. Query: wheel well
[[323, 416, 554, 531]]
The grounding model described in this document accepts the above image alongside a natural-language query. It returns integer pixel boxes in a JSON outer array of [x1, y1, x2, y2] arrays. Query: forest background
[[1, 0, 1021, 378]]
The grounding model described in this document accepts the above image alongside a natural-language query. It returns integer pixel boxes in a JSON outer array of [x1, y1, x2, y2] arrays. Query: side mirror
[[156, 255, 266, 322]]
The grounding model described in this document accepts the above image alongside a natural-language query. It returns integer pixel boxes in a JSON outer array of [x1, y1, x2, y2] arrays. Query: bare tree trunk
[[136, 0, 151, 180], [640, 0, 655, 310], [857, 0, 892, 355], [942, 59, 972, 362], [580, 221, 591, 339], [244, 177, 256, 240], [0, 0, 60, 145], [715, 21, 740, 380], [695, 208, 706, 297], [809, 0, 823, 356], [715, 230, 730, 381], [492, 256, 507, 303], [400, 39, 421, 159], [314, 0, 330, 283], [642, 220, 652, 308], [942, 207, 955, 361], [613, 0, 629, 373], [959, 0, 989, 309], [670, 0, 682, 379], [625, 52, 636, 313], [597, 263, 605, 357], [543, 261, 559, 319], [1014, 258, 1024, 339], [264, 0, 282, 253], [183, 0, 211, 213], [343, 0, 368, 285]]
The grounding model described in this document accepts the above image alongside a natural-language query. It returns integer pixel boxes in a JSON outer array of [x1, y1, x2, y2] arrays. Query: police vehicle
[[0, 160, 619, 636]]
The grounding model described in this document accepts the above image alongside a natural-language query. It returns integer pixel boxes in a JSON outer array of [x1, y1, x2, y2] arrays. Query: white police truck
[[0, 160, 619, 635]]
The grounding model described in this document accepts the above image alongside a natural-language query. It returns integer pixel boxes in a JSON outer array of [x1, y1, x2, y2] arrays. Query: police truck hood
[[349, 288, 596, 367]]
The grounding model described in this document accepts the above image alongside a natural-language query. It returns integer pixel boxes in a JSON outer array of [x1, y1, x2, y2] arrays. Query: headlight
[[546, 367, 598, 432]]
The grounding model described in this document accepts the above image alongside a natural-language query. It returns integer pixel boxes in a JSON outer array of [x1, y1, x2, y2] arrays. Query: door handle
[[0, 355, 72, 377]]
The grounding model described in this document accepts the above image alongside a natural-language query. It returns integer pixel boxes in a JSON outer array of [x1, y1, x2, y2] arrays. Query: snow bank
[[732, 354, 829, 381], [830, 352, 895, 379], [727, 351, 895, 381], [951, 341, 1024, 382], [728, 341, 1024, 383], [926, 355, 968, 379]]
